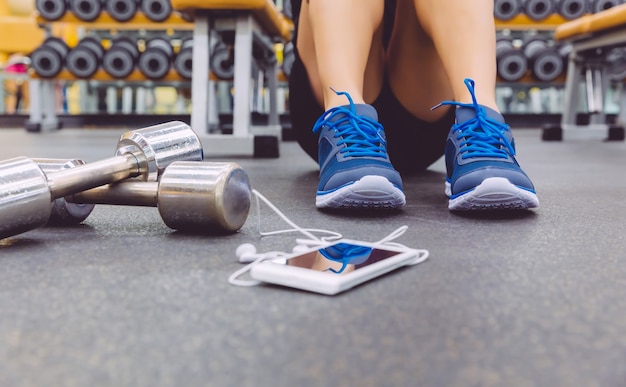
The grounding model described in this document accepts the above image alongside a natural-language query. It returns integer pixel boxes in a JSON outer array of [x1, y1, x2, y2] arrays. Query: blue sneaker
[[440, 79, 539, 211], [312, 89, 405, 209]]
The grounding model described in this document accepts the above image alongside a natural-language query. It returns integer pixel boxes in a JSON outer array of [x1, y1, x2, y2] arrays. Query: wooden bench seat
[[0, 16, 45, 53], [170, 0, 293, 156], [555, 4, 626, 42], [543, 4, 626, 141], [171, 0, 292, 41]]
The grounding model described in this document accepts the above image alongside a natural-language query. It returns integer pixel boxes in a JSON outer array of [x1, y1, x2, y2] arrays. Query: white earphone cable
[[229, 190, 420, 287], [252, 189, 343, 241]]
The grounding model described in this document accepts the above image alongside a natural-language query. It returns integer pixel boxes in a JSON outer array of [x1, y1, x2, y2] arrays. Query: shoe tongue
[[456, 105, 504, 124], [328, 103, 378, 122]]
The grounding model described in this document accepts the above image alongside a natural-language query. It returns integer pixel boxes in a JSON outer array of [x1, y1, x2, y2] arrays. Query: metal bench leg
[[191, 13, 211, 134], [135, 86, 146, 114], [585, 65, 605, 124], [122, 86, 133, 114], [25, 79, 43, 131], [267, 61, 279, 127], [107, 86, 117, 114], [232, 14, 254, 138], [41, 80, 60, 131], [208, 79, 220, 132], [561, 53, 582, 128]]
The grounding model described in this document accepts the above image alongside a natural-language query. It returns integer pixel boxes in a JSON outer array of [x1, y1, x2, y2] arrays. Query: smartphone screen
[[287, 242, 400, 275]]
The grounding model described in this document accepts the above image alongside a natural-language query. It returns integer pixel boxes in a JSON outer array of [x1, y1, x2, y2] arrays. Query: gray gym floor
[[1, 125, 625, 387]]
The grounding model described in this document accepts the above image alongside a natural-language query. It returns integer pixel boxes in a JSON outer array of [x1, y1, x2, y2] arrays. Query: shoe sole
[[446, 177, 539, 211], [316, 175, 406, 209]]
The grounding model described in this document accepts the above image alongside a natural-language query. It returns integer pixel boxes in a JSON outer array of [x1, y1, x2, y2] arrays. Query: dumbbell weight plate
[[111, 36, 140, 60], [31, 37, 70, 78], [494, 0, 523, 20], [593, 0, 621, 13], [69, 0, 103, 22], [157, 162, 251, 233], [44, 37, 71, 57], [36, 0, 68, 21], [78, 36, 105, 58], [103, 46, 136, 78], [558, 0, 587, 19], [141, 0, 173, 22], [103, 37, 139, 79], [524, 0, 555, 21], [67, 161, 252, 233], [66, 45, 100, 79], [35, 159, 96, 226], [210, 45, 235, 79], [106, 0, 138, 22], [115, 121, 203, 182], [497, 39, 528, 82], [174, 38, 193, 80], [138, 52, 170, 79], [138, 39, 172, 80], [30, 46, 64, 78], [532, 50, 564, 82], [0, 158, 52, 239]]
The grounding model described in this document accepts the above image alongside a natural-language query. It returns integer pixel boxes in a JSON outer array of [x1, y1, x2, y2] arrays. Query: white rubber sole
[[446, 177, 539, 211], [316, 175, 406, 209]]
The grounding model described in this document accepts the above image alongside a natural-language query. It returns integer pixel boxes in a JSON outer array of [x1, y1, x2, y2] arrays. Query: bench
[[171, 0, 293, 157], [544, 3, 626, 141]]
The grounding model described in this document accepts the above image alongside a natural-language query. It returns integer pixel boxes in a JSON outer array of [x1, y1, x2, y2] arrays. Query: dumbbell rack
[[495, 15, 566, 120], [27, 10, 194, 133], [29, 5, 287, 157], [494, 2, 626, 124]]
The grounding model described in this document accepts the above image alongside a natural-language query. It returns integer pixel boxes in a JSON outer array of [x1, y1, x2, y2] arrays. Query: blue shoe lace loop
[[312, 89, 388, 159], [435, 79, 515, 160]]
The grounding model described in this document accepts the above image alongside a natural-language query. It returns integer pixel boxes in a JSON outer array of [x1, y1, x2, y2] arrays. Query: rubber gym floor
[[0, 125, 625, 387]]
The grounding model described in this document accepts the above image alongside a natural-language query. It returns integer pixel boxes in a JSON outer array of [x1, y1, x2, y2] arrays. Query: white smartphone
[[249, 239, 429, 295]]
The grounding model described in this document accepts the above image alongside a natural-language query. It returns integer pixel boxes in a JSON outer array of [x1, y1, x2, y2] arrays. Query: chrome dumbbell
[[30, 37, 70, 79], [523, 0, 556, 21], [138, 37, 173, 80], [0, 121, 203, 240], [102, 36, 140, 79], [63, 161, 252, 233], [68, 0, 104, 22], [34, 158, 96, 226], [494, 0, 523, 21], [496, 37, 528, 82], [141, 0, 173, 22], [523, 36, 565, 82], [556, 0, 588, 20], [174, 38, 193, 80], [105, 0, 140, 22], [36, 0, 69, 21], [66, 37, 105, 79]]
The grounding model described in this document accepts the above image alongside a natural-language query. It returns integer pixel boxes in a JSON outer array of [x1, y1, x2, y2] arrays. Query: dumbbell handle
[[46, 152, 145, 199], [67, 180, 158, 206]]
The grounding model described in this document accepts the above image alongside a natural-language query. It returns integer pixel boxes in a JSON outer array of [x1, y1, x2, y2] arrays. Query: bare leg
[[295, 0, 385, 110], [395, 0, 538, 211], [386, 0, 499, 117], [413, 0, 499, 111]]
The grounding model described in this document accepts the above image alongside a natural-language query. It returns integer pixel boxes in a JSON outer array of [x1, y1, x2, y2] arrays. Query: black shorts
[[288, 54, 455, 174]]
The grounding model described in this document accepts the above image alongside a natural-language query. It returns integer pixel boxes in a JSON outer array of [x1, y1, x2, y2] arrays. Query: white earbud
[[235, 243, 258, 263]]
